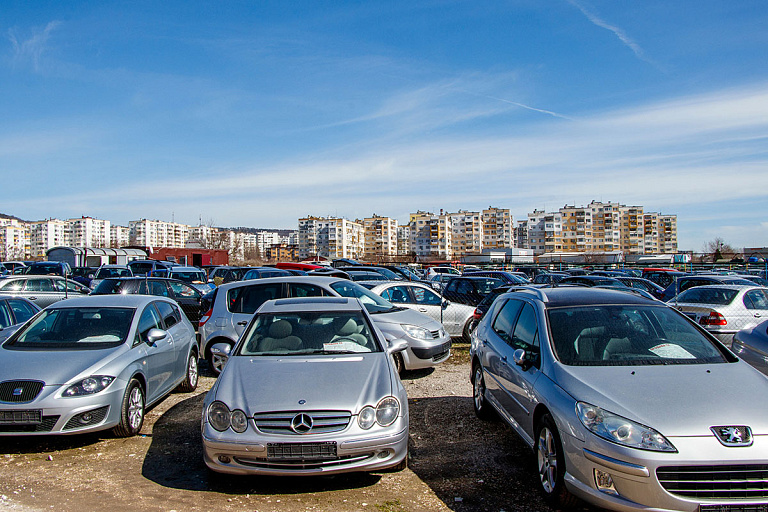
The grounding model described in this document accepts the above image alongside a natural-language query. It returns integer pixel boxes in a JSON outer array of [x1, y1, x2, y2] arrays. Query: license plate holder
[[0, 410, 42, 425], [267, 441, 337, 461], [699, 505, 768, 511]]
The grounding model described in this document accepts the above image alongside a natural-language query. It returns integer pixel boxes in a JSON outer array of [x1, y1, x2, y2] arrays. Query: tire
[[535, 414, 580, 509], [209, 342, 232, 376], [462, 319, 475, 342], [177, 352, 199, 392], [113, 379, 145, 437], [393, 352, 405, 375], [472, 364, 495, 420]]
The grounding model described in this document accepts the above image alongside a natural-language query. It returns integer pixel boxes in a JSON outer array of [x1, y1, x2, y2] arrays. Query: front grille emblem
[[12, 388, 23, 396], [291, 413, 313, 434], [711, 426, 753, 447]]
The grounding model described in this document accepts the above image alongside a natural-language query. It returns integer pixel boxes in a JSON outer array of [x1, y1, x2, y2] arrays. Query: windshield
[[547, 305, 729, 366], [5, 307, 134, 349], [329, 280, 396, 314], [675, 287, 738, 305], [25, 264, 63, 275], [170, 270, 206, 283], [96, 267, 132, 278], [238, 311, 380, 355]]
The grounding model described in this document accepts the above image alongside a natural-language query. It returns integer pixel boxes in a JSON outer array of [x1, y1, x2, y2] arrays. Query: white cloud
[[7, 21, 61, 71]]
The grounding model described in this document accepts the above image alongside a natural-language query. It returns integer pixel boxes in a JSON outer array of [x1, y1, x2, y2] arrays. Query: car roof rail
[[504, 285, 550, 303]]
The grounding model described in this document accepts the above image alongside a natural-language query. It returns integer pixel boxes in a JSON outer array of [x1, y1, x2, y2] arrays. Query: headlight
[[576, 402, 676, 452], [359, 406, 376, 429], [230, 409, 248, 433], [208, 401, 231, 432], [62, 376, 114, 397], [401, 324, 432, 341], [376, 397, 400, 426]]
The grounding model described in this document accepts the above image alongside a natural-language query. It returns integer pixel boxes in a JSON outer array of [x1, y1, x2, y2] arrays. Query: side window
[[134, 305, 163, 346], [512, 304, 540, 353], [456, 281, 473, 295], [289, 283, 329, 298], [27, 279, 55, 292], [0, 280, 23, 291], [0, 302, 12, 328], [148, 281, 171, 297], [679, 279, 701, 292], [386, 286, 412, 304], [491, 299, 523, 345], [229, 283, 283, 314], [745, 290, 768, 310], [412, 287, 442, 305], [8, 299, 38, 324], [155, 301, 179, 328]]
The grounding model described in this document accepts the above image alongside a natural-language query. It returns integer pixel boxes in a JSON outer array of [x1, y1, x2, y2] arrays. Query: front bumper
[[561, 429, 768, 512], [203, 417, 409, 476]]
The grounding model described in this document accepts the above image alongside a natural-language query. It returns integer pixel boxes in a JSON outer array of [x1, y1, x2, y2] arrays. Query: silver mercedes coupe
[[0, 294, 199, 436], [202, 296, 409, 475]]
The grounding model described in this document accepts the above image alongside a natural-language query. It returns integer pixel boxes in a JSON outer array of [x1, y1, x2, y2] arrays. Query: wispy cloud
[[7, 21, 61, 71], [566, 0, 659, 68]]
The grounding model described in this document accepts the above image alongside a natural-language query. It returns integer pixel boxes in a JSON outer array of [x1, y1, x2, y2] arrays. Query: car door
[[482, 298, 524, 419], [7, 298, 39, 325], [167, 281, 203, 326], [24, 278, 64, 307], [502, 302, 543, 441], [155, 300, 191, 385], [743, 289, 768, 331], [409, 285, 460, 333], [134, 303, 176, 402]]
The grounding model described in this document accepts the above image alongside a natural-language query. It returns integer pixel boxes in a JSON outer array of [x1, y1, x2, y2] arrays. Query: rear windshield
[[170, 271, 206, 283], [547, 305, 729, 366], [675, 287, 738, 305], [96, 268, 132, 278], [91, 279, 125, 294]]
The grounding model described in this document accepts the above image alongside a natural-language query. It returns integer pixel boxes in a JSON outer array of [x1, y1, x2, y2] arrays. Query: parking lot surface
[[0, 349, 568, 512]]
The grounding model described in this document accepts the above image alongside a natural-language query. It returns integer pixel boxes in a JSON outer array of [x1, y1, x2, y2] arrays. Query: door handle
[[418, 308, 427, 312], [237, 321, 248, 326], [27, 296, 37, 300]]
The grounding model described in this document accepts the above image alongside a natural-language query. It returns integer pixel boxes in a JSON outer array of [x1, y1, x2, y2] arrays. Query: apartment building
[[110, 225, 130, 248], [409, 211, 452, 259], [482, 207, 514, 249], [298, 216, 364, 260], [449, 210, 482, 256], [0, 218, 30, 260], [363, 215, 399, 259], [29, 219, 67, 258], [67, 216, 111, 248], [129, 219, 190, 248]]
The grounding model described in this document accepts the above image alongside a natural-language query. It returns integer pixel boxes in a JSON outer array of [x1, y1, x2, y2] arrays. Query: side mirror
[[79, 287, 90, 294], [512, 348, 527, 367], [386, 338, 409, 355], [210, 343, 232, 370], [146, 328, 168, 345], [87, 274, 95, 279], [442, 299, 450, 309]]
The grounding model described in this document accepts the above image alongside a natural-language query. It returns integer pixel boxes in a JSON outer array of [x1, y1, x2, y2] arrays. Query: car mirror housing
[[146, 328, 168, 345], [210, 343, 232, 368], [387, 338, 409, 355]]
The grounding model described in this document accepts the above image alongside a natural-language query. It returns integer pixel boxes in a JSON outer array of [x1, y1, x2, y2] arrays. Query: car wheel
[[113, 379, 145, 437], [393, 352, 405, 375], [535, 414, 579, 509], [178, 352, 199, 392], [472, 364, 495, 420], [209, 343, 232, 376], [462, 319, 475, 342]]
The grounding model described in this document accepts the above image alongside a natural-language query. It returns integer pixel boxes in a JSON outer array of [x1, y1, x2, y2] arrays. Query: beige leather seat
[[259, 320, 302, 352]]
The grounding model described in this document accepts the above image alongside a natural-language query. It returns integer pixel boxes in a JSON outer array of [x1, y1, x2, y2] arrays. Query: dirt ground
[[0, 345, 587, 512]]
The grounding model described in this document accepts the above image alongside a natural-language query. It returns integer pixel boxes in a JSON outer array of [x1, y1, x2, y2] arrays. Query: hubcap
[[212, 353, 225, 374], [473, 368, 484, 410], [128, 386, 144, 430], [538, 427, 557, 494], [188, 356, 199, 387]]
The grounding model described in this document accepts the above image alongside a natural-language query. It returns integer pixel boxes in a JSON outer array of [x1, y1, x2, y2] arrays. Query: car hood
[[369, 307, 439, 329], [0, 346, 126, 385], [550, 361, 768, 436], [212, 353, 394, 413]]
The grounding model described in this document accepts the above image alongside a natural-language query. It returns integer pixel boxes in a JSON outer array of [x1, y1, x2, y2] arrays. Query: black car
[[559, 275, 629, 289], [463, 270, 529, 285], [90, 277, 205, 327], [127, 259, 179, 277], [208, 266, 256, 285], [23, 261, 72, 277], [615, 276, 666, 300], [70, 266, 98, 287], [336, 266, 403, 281], [532, 273, 569, 284], [442, 276, 505, 307]]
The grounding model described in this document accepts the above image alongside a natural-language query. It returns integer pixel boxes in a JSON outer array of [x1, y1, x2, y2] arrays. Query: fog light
[[79, 412, 93, 424], [378, 451, 390, 459], [594, 469, 618, 496], [218, 455, 231, 464]]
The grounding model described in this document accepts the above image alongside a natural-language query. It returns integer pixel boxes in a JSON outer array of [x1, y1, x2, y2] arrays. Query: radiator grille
[[253, 410, 351, 435], [658, 464, 768, 499], [0, 381, 44, 403]]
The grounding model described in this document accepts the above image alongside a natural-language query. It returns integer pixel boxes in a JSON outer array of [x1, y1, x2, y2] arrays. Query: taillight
[[199, 308, 213, 327], [700, 312, 727, 326], [473, 308, 482, 320]]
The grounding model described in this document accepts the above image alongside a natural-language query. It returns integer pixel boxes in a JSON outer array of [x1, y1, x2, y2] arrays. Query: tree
[[702, 237, 737, 262]]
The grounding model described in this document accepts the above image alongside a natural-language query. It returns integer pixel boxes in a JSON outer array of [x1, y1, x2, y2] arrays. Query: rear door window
[[288, 283, 330, 298], [8, 299, 38, 324], [228, 283, 283, 314]]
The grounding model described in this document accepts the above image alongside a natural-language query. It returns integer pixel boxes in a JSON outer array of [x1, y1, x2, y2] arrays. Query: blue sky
[[1, 1, 767, 252]]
